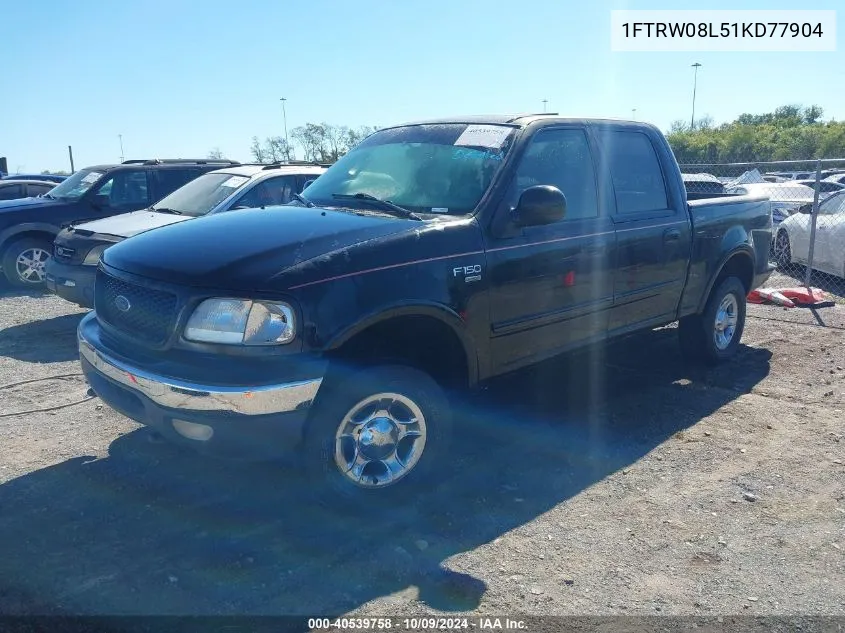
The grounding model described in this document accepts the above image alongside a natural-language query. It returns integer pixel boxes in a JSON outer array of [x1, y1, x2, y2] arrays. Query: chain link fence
[[679, 158, 845, 300]]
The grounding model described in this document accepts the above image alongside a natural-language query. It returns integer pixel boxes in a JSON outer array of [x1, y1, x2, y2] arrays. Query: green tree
[[667, 105, 845, 164]]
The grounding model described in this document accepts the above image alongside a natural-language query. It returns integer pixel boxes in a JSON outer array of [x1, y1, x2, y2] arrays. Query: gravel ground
[[0, 283, 843, 618]]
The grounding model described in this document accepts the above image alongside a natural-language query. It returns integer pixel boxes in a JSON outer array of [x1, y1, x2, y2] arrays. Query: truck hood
[[102, 205, 422, 288], [69, 209, 191, 238]]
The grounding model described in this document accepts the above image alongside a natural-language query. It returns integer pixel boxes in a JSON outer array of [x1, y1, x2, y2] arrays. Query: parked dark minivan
[[0, 159, 239, 287]]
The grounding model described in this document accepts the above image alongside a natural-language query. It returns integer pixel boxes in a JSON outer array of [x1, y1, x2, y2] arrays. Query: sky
[[1, 0, 842, 173]]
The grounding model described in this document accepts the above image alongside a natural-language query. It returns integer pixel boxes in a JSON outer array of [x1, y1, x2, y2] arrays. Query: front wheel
[[2, 237, 53, 288], [679, 276, 747, 365], [303, 364, 452, 510]]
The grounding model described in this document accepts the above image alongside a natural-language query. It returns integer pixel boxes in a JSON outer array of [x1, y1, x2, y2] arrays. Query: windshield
[[152, 172, 250, 217], [302, 123, 517, 216], [45, 169, 104, 200]]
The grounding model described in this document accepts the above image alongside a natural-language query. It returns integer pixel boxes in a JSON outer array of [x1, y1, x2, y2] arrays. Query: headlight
[[82, 244, 110, 265], [184, 298, 295, 345]]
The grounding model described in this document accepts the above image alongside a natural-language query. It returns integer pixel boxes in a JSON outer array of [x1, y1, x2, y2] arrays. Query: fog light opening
[[171, 419, 214, 442]]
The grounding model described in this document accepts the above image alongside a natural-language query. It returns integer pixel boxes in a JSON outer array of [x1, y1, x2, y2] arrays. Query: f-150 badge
[[453, 264, 482, 283]]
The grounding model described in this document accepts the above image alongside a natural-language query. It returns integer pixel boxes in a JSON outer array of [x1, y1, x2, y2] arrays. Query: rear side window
[[152, 168, 200, 200], [0, 184, 23, 199], [601, 131, 668, 215]]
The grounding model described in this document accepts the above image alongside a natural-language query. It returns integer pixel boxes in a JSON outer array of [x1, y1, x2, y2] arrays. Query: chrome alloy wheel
[[714, 294, 739, 351], [333, 392, 427, 488]]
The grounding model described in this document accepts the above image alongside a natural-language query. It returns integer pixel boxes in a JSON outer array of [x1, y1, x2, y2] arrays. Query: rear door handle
[[664, 229, 682, 242]]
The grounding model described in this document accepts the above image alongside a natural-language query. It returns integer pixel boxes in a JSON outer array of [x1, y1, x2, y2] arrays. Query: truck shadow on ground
[[0, 326, 771, 617], [0, 313, 86, 363]]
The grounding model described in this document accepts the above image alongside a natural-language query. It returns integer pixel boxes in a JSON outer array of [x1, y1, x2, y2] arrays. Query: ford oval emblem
[[114, 295, 131, 313]]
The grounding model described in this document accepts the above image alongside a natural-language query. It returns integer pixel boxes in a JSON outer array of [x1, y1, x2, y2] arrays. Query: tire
[[303, 363, 452, 511], [773, 229, 792, 269], [2, 237, 53, 288], [679, 276, 747, 365]]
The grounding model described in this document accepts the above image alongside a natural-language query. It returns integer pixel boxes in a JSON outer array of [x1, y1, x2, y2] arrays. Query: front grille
[[54, 245, 75, 261], [95, 270, 178, 346]]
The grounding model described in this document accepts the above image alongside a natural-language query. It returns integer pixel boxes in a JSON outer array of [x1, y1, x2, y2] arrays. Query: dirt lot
[[0, 284, 843, 618]]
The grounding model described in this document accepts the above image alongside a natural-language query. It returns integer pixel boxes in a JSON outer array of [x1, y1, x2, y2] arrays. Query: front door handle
[[664, 229, 682, 242]]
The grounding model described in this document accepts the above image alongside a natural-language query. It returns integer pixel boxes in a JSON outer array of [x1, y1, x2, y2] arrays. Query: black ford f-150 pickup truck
[[78, 115, 773, 506]]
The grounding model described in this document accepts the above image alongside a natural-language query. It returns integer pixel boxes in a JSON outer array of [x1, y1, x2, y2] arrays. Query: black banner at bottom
[[0, 616, 842, 633]]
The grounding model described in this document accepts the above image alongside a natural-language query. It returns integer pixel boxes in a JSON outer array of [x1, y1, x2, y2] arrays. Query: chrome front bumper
[[78, 327, 322, 417]]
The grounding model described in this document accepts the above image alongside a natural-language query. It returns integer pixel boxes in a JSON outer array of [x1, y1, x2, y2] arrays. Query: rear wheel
[[303, 364, 452, 511], [679, 276, 747, 365], [773, 229, 792, 269], [2, 237, 53, 288]]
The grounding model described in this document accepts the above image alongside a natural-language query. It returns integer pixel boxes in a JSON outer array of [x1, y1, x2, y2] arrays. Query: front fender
[[0, 222, 59, 249], [323, 301, 480, 387]]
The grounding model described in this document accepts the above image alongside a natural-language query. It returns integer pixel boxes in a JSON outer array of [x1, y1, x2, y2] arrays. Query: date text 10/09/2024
[[308, 617, 528, 631], [621, 22, 824, 38]]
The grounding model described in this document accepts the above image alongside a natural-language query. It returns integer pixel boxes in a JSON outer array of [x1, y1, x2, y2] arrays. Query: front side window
[[600, 131, 669, 215], [44, 169, 105, 200], [303, 123, 517, 216], [505, 128, 598, 221], [94, 170, 149, 207], [232, 176, 297, 209], [819, 192, 845, 215], [27, 184, 54, 197]]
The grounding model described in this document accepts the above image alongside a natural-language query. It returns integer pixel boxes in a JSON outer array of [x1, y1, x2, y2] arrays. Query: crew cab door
[[484, 126, 616, 373], [596, 127, 692, 334]]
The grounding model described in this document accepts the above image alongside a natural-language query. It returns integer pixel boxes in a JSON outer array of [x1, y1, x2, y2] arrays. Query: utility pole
[[68, 146, 75, 172], [118, 134, 125, 163], [632, 108, 637, 120], [542, 99, 548, 113], [690, 62, 702, 129], [280, 98, 290, 161]]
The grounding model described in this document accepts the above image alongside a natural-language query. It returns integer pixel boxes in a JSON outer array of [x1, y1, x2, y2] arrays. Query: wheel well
[[327, 315, 471, 391], [716, 252, 754, 294], [0, 230, 56, 255]]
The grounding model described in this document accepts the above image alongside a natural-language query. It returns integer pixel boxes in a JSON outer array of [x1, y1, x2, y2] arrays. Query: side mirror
[[798, 203, 813, 214], [91, 194, 111, 210], [513, 185, 566, 227]]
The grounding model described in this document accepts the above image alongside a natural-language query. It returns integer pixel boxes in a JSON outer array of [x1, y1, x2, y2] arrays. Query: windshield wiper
[[153, 207, 182, 215], [42, 194, 56, 200], [291, 192, 315, 208], [331, 193, 421, 220]]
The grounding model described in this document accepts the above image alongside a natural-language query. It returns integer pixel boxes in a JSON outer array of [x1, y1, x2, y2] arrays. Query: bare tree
[[249, 136, 268, 163], [265, 136, 294, 162], [207, 147, 225, 160]]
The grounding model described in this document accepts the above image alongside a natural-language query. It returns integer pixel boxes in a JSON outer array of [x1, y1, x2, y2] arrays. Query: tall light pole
[[118, 134, 125, 163], [690, 62, 702, 130], [632, 108, 637, 120], [279, 98, 290, 161], [542, 99, 548, 113]]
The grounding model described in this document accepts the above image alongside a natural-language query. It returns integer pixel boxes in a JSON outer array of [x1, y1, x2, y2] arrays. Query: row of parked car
[[681, 168, 845, 279], [0, 159, 328, 297]]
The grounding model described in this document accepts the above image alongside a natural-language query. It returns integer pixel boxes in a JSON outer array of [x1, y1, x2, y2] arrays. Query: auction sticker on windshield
[[82, 172, 102, 184], [455, 125, 511, 149], [221, 175, 249, 188]]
